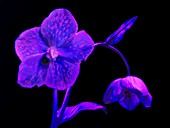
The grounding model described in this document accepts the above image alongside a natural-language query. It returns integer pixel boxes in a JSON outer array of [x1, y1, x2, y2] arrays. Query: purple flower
[[15, 8, 94, 90], [103, 76, 152, 110]]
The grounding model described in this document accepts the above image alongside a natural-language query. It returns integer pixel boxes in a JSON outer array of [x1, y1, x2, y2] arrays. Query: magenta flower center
[[46, 47, 59, 61]]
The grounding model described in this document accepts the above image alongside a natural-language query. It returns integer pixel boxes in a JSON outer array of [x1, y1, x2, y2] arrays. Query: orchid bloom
[[103, 76, 152, 110], [15, 8, 94, 90]]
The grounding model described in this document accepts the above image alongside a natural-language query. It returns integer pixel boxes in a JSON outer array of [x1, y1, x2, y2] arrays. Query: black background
[[0, 0, 164, 128]]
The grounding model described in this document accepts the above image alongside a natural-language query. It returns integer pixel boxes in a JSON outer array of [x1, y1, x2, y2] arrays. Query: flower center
[[46, 47, 59, 61], [123, 90, 132, 99]]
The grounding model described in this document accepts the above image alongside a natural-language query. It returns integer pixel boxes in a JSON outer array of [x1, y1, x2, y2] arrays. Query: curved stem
[[51, 89, 58, 128], [58, 87, 72, 122], [94, 43, 130, 76]]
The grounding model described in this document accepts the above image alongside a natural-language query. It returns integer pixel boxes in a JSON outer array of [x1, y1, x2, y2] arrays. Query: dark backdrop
[[0, 0, 164, 128]]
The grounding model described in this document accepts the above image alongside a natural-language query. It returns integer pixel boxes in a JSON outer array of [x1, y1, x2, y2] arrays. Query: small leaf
[[105, 16, 138, 45], [58, 102, 107, 123]]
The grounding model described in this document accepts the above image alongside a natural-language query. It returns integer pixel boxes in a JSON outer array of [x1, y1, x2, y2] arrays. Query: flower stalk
[[51, 89, 58, 128], [58, 87, 72, 123], [94, 43, 130, 76], [51, 87, 72, 127]]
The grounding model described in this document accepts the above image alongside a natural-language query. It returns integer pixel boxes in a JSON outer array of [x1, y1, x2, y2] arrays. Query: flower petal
[[120, 76, 149, 96], [140, 92, 152, 108], [17, 53, 49, 88], [15, 27, 48, 61], [119, 92, 140, 110], [103, 78, 123, 104], [58, 30, 94, 63], [57, 102, 106, 124], [45, 57, 80, 90], [41, 8, 78, 47]]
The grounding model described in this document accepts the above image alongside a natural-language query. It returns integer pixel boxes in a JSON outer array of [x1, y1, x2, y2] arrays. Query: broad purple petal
[[18, 53, 48, 88], [120, 76, 149, 96], [45, 57, 80, 90], [58, 30, 94, 63], [140, 92, 152, 108], [58, 102, 106, 123], [105, 16, 138, 45], [41, 8, 78, 47], [103, 78, 123, 104], [119, 92, 140, 110], [15, 27, 48, 61]]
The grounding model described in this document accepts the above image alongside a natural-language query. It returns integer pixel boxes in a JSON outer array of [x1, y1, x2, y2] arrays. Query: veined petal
[[41, 8, 78, 47], [15, 27, 48, 61], [119, 92, 140, 110], [103, 78, 123, 104], [17, 53, 49, 88], [45, 57, 80, 90], [58, 30, 94, 63], [120, 76, 149, 96]]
